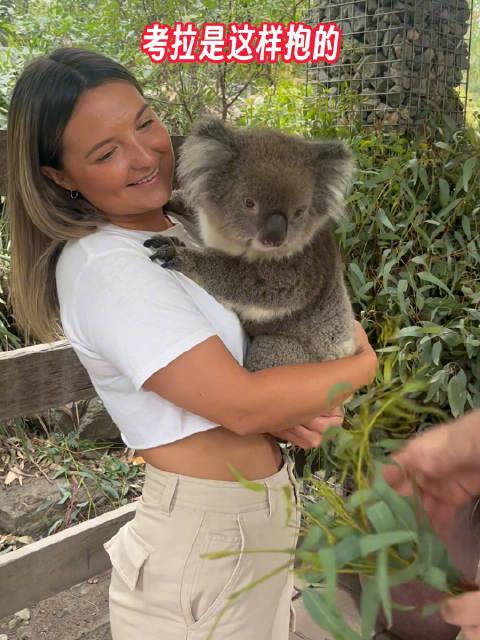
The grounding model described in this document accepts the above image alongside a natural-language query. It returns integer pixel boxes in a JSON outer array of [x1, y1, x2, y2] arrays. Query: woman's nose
[[129, 140, 156, 169]]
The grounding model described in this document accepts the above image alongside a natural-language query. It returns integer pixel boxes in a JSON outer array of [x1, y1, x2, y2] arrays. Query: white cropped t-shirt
[[55, 218, 248, 449]]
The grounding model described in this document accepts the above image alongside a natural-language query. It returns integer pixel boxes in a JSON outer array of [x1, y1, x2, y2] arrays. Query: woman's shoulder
[[56, 223, 161, 300], [58, 223, 154, 271]]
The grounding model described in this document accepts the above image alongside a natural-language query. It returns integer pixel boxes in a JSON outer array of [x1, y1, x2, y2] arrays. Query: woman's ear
[[40, 165, 77, 191]]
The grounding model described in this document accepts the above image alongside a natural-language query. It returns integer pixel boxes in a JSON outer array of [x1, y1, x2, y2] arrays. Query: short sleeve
[[72, 249, 217, 391]]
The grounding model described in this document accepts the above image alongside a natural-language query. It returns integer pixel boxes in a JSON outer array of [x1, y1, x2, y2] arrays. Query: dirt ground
[[0, 571, 112, 640]]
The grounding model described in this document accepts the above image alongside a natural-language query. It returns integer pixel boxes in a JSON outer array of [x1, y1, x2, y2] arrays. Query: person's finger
[[441, 592, 480, 627], [290, 425, 322, 448], [280, 427, 321, 450], [320, 405, 345, 418], [382, 458, 415, 496], [303, 415, 344, 433]]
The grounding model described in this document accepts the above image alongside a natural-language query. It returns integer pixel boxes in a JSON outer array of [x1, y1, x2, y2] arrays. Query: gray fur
[[148, 117, 357, 372]]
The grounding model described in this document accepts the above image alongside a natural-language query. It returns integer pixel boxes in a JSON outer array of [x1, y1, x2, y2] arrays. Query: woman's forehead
[[63, 81, 145, 151]]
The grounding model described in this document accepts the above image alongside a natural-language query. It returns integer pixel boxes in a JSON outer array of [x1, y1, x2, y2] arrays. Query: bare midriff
[[136, 427, 284, 481]]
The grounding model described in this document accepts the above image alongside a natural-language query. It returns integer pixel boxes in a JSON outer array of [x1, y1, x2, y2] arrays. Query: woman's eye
[[97, 149, 115, 162], [139, 119, 153, 130], [244, 198, 256, 209]]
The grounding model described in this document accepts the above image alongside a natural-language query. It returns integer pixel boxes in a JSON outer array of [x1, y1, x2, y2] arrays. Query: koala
[[144, 117, 357, 374]]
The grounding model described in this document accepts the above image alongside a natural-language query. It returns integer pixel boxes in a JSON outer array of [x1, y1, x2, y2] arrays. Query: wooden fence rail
[[0, 130, 186, 618]]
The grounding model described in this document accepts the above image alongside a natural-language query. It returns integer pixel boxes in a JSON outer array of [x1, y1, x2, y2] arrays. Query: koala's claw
[[149, 244, 177, 263]]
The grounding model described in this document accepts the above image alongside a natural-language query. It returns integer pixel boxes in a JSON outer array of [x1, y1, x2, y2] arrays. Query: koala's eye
[[244, 198, 256, 210], [294, 206, 307, 218]]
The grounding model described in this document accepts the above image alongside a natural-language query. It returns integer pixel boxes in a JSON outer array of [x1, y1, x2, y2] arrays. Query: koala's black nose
[[259, 212, 288, 246]]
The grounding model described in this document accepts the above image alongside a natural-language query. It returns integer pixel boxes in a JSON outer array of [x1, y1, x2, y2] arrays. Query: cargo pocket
[[182, 514, 246, 627], [104, 522, 152, 591]]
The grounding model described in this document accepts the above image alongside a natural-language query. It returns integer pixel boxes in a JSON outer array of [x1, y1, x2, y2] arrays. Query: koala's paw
[[147, 241, 188, 272], [144, 235, 185, 251]]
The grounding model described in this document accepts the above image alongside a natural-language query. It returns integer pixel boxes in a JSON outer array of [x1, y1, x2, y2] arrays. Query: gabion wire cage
[[306, 0, 475, 132]]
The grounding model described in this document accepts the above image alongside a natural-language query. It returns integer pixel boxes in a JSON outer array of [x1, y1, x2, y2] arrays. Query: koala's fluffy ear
[[308, 139, 355, 221], [190, 116, 238, 148], [178, 116, 238, 190]]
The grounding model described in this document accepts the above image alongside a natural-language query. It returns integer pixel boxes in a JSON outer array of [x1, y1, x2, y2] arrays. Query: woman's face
[[42, 80, 174, 230]]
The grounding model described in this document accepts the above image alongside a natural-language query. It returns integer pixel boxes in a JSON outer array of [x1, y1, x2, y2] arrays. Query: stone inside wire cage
[[306, 0, 474, 131]]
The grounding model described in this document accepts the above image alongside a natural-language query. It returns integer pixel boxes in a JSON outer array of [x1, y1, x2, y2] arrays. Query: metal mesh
[[306, 0, 474, 132]]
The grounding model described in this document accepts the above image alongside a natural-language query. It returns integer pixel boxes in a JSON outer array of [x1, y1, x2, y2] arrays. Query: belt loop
[[160, 475, 179, 515]]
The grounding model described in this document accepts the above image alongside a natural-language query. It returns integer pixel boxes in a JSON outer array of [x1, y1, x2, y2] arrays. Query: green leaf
[[462, 157, 477, 192], [366, 502, 397, 533], [52, 466, 68, 479], [333, 535, 363, 568], [377, 547, 392, 626], [302, 589, 344, 636], [438, 178, 450, 207], [377, 208, 396, 231], [421, 566, 448, 592], [318, 548, 337, 606], [447, 369, 467, 418], [303, 590, 363, 640], [360, 577, 381, 639], [432, 341, 442, 366], [300, 526, 324, 551], [360, 531, 417, 556], [418, 272, 452, 295], [373, 465, 419, 532], [437, 198, 462, 219], [227, 465, 266, 492], [347, 488, 378, 510], [462, 215, 471, 240], [389, 558, 421, 587]]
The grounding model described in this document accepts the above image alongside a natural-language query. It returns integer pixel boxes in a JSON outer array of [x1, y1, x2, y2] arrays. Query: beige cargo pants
[[104, 452, 301, 639]]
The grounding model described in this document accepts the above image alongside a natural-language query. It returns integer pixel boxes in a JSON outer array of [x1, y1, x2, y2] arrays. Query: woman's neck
[[103, 208, 174, 232]]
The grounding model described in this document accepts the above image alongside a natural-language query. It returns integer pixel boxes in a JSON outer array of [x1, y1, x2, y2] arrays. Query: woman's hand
[[272, 407, 344, 449]]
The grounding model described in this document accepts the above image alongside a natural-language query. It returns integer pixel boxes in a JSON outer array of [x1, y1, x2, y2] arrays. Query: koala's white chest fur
[[220, 300, 293, 322]]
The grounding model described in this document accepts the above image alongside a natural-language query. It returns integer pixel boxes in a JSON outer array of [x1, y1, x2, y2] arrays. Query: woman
[[6, 47, 377, 639]]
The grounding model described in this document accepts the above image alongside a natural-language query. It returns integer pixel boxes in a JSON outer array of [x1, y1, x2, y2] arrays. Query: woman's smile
[[128, 166, 160, 187]]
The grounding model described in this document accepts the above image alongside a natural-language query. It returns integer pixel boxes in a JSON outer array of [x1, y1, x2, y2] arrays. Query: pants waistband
[[140, 450, 299, 516]]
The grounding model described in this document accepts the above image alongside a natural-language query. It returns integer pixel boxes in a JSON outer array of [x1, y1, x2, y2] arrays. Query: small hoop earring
[[70, 190, 79, 199]]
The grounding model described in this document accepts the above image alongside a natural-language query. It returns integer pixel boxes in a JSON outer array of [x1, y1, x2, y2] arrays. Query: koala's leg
[[245, 335, 310, 372]]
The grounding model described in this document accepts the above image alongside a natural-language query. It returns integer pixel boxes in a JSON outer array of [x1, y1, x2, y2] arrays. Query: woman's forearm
[[236, 351, 377, 436]]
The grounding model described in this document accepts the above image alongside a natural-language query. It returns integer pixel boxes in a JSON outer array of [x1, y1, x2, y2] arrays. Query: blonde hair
[[6, 47, 144, 344]]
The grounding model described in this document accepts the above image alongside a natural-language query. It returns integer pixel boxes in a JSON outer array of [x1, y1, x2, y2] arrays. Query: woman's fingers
[[275, 410, 345, 449], [276, 426, 322, 449], [303, 414, 344, 433]]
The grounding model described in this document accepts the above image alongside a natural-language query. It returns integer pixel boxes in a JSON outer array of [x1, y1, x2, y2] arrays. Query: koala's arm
[[153, 244, 302, 308]]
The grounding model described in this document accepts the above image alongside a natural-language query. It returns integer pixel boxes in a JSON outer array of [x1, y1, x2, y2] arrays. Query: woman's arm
[[143, 324, 377, 437]]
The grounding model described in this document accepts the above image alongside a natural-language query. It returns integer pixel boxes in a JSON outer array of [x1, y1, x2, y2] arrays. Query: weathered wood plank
[[0, 340, 96, 421], [0, 501, 137, 618], [0, 132, 184, 196]]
